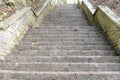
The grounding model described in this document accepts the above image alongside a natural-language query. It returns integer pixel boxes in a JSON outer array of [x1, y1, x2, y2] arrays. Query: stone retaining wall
[[0, 7, 36, 58], [78, 0, 120, 55], [0, 0, 52, 59], [94, 6, 120, 55], [35, 0, 53, 25], [78, 0, 95, 25]]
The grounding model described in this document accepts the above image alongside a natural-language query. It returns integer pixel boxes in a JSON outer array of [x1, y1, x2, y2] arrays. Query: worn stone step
[[11, 50, 115, 56], [0, 63, 119, 71], [15, 45, 113, 51], [25, 34, 106, 39], [28, 29, 102, 33], [19, 41, 109, 46], [15, 45, 112, 51], [42, 22, 90, 26], [18, 40, 109, 47], [24, 35, 105, 39], [27, 30, 103, 33], [21, 38, 107, 43], [26, 33, 104, 37], [44, 20, 88, 23], [4, 56, 120, 63], [29, 28, 102, 33], [22, 37, 106, 40], [25, 30, 103, 34], [24, 34, 106, 38], [31, 25, 99, 28], [0, 70, 120, 80], [17, 42, 110, 48], [26, 32, 104, 36], [28, 27, 101, 31]]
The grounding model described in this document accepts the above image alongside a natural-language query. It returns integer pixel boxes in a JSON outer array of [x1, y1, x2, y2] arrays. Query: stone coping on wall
[[35, 0, 53, 25], [96, 6, 120, 26], [35, 0, 51, 16], [0, 7, 31, 30], [82, 0, 95, 14], [79, 0, 95, 25]]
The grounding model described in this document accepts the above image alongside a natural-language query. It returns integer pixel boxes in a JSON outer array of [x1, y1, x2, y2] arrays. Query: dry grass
[[0, 5, 16, 21], [88, 0, 120, 16]]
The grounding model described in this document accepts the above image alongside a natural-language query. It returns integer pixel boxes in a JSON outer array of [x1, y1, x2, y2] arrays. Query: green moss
[[0, 28, 4, 32], [0, 11, 8, 21]]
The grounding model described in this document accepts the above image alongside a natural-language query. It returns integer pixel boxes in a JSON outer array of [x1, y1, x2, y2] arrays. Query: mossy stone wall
[[94, 6, 120, 55]]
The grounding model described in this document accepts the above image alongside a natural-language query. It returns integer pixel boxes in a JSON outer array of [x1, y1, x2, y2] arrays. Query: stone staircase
[[0, 4, 120, 80]]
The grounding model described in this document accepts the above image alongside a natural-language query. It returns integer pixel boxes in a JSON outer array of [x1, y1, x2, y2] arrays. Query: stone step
[[0, 71, 120, 80], [24, 31, 104, 35], [26, 32, 103, 36], [29, 26, 101, 30], [11, 50, 115, 56], [4, 56, 120, 63], [21, 38, 107, 43], [15, 45, 113, 50], [15, 45, 112, 51], [34, 25, 98, 28], [24, 36, 106, 40], [26, 33, 103, 37], [0, 63, 119, 71], [22, 37, 106, 41], [24, 34, 105, 38], [44, 19, 88, 23], [19, 41, 109, 45], [29, 29, 101, 33], [18, 42, 110, 48], [26, 31, 103, 35], [28, 29, 102, 33], [42, 22, 90, 26], [19, 39, 109, 44], [25, 33, 105, 37]]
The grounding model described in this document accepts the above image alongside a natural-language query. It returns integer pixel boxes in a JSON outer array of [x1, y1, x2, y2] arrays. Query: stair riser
[[4, 56, 120, 63], [19, 41, 109, 45], [1, 73, 119, 80], [15, 46, 112, 51], [0, 63, 119, 71], [11, 50, 115, 56]]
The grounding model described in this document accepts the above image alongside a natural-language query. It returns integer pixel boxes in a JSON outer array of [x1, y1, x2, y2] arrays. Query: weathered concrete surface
[[79, 0, 95, 25], [0, 7, 36, 57], [94, 6, 120, 55]]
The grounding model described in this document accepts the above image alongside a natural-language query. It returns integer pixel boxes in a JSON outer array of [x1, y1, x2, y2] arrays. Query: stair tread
[[11, 50, 115, 56], [4, 56, 120, 63], [0, 63, 120, 71], [1, 71, 120, 80]]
